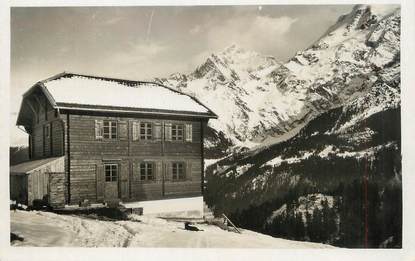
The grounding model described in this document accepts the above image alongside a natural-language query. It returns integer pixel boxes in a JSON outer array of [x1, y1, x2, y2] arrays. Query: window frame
[[171, 124, 184, 141], [103, 120, 118, 140], [44, 124, 50, 138], [172, 162, 185, 181], [140, 122, 153, 140], [104, 163, 118, 182], [139, 162, 155, 181]]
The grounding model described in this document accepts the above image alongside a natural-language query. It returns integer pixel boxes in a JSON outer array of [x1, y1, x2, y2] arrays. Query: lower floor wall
[[68, 156, 203, 205], [10, 172, 65, 208], [121, 196, 204, 218]]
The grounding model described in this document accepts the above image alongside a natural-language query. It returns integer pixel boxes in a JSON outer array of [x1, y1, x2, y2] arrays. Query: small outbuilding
[[10, 156, 65, 207]]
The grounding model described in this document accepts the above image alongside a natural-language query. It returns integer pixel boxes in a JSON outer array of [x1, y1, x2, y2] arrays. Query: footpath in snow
[[10, 210, 335, 248]]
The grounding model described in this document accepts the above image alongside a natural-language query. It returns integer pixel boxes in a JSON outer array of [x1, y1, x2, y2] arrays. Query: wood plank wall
[[26, 157, 65, 206], [67, 114, 203, 204], [31, 96, 65, 159]]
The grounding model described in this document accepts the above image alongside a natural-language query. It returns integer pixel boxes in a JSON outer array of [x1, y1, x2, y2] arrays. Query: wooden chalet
[[12, 72, 217, 212]]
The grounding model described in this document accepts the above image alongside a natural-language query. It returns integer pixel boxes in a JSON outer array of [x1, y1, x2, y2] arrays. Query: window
[[103, 120, 117, 139], [45, 103, 48, 121], [105, 164, 118, 182], [140, 122, 152, 140], [44, 124, 50, 138], [172, 162, 185, 180], [185, 124, 192, 142], [140, 162, 154, 181], [171, 124, 184, 141]]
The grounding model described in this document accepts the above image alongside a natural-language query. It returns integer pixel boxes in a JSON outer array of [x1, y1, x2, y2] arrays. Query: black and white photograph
[[2, 0, 415, 259]]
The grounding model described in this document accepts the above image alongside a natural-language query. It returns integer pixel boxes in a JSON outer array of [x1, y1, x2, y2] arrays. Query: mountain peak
[[189, 44, 281, 82], [221, 44, 246, 55]]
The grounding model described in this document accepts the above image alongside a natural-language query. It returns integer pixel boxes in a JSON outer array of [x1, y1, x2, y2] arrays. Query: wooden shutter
[[96, 164, 104, 202], [42, 125, 46, 156], [186, 161, 192, 181], [164, 162, 172, 181], [165, 123, 172, 141], [95, 120, 103, 140], [132, 121, 140, 141], [129, 161, 133, 198], [185, 124, 193, 142], [119, 121, 128, 140], [132, 162, 138, 181], [50, 123, 53, 156], [156, 161, 162, 181], [120, 161, 129, 200], [154, 122, 162, 141]]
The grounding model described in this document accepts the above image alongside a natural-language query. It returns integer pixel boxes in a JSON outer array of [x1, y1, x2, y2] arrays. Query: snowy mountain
[[203, 4, 401, 248], [158, 5, 400, 156], [157, 44, 284, 152]]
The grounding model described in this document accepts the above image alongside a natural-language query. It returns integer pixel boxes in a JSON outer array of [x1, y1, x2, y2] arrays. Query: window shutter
[[156, 161, 162, 181], [154, 122, 162, 141], [95, 120, 103, 140], [132, 121, 140, 141], [164, 162, 172, 181], [133, 162, 139, 181], [119, 121, 128, 140], [120, 161, 129, 199], [165, 123, 172, 141], [186, 161, 192, 181], [132, 122, 136, 141], [42, 125, 46, 156], [185, 124, 193, 142], [96, 164, 104, 201]]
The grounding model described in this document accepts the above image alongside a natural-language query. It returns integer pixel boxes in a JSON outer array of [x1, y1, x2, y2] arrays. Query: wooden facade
[[14, 73, 216, 206], [63, 113, 205, 204]]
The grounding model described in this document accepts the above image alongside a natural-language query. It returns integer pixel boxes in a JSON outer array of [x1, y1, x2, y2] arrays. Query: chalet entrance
[[104, 163, 119, 200]]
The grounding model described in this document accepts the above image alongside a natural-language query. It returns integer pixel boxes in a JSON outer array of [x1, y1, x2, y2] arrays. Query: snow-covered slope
[[266, 194, 334, 224], [10, 210, 335, 248], [158, 5, 400, 153]]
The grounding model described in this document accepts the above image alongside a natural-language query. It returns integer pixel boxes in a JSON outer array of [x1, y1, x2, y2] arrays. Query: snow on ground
[[204, 158, 225, 170], [267, 194, 334, 224], [261, 141, 398, 170], [10, 210, 335, 248], [235, 164, 253, 177], [262, 151, 314, 167], [318, 145, 335, 158], [121, 196, 203, 217]]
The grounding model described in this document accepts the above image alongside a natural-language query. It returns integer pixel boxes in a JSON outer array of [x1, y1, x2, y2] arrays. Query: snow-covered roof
[[10, 156, 64, 175], [28, 73, 217, 118]]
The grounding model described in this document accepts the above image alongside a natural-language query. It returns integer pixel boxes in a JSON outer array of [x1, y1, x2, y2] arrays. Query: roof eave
[[57, 105, 217, 119]]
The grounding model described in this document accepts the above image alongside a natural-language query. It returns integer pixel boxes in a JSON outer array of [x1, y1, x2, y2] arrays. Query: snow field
[[11, 210, 335, 248]]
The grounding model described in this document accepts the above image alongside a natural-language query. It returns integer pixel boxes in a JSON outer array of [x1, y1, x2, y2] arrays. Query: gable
[[16, 84, 55, 132]]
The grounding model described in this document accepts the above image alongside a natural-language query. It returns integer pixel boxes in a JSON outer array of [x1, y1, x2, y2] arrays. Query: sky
[[10, 4, 353, 146]]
